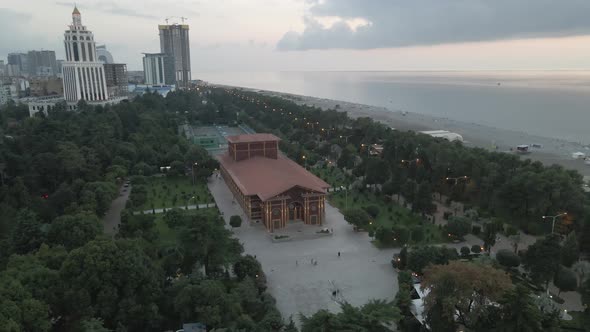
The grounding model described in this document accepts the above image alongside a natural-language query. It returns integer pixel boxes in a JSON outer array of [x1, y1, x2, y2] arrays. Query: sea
[[198, 71, 590, 145]]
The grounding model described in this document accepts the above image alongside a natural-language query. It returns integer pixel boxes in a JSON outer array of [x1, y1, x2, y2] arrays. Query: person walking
[[338, 251, 341, 257]]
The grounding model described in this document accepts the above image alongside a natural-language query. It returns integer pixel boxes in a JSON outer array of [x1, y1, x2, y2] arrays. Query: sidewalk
[[132, 202, 217, 215]]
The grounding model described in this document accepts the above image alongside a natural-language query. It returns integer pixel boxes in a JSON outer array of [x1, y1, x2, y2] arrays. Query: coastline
[[217, 84, 590, 177]]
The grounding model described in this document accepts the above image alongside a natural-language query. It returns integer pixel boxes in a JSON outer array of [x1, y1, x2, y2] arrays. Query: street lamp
[[187, 196, 197, 209], [401, 159, 420, 165], [341, 185, 348, 209], [445, 176, 469, 184], [302, 155, 307, 169], [542, 212, 567, 234], [360, 144, 370, 157], [191, 162, 199, 185], [340, 135, 352, 144]]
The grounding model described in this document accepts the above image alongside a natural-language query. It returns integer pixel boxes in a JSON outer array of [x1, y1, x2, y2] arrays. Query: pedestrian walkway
[[207, 174, 398, 325], [132, 202, 217, 215]]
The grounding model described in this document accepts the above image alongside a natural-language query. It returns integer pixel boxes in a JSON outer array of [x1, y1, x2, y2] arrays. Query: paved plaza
[[208, 174, 583, 320], [208, 175, 399, 323]]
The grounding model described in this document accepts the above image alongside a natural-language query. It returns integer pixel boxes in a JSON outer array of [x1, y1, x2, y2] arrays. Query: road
[[102, 184, 131, 235]]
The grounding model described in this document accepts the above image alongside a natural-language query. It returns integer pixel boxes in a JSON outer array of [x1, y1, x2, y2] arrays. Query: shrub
[[343, 208, 371, 229], [392, 225, 410, 245], [496, 249, 520, 268], [446, 216, 471, 240], [230, 215, 242, 228], [471, 244, 482, 254], [364, 205, 380, 218], [505, 225, 518, 236], [554, 267, 577, 296], [411, 227, 424, 243], [460, 246, 471, 257], [472, 225, 481, 235]]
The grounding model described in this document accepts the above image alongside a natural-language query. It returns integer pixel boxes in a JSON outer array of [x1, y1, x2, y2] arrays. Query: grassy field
[[329, 190, 446, 246], [311, 166, 352, 188], [560, 311, 588, 331], [136, 176, 214, 211], [153, 208, 221, 248]]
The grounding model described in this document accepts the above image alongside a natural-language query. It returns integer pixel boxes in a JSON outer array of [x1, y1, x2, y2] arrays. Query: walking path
[[208, 175, 399, 324], [102, 184, 131, 235], [132, 203, 217, 215]]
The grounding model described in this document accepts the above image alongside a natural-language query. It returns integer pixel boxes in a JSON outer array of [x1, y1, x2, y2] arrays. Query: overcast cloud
[[278, 0, 590, 50]]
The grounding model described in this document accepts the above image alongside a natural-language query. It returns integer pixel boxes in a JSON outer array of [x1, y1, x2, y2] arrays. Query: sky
[[3, 0, 590, 72]]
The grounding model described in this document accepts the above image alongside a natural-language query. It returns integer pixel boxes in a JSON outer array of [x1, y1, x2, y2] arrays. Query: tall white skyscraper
[[61, 6, 108, 102]]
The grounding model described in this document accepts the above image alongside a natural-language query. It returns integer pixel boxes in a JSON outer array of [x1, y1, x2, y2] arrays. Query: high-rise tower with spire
[[61, 6, 109, 102]]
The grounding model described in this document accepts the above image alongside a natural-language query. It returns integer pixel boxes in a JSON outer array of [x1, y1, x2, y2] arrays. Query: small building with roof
[[218, 133, 329, 232]]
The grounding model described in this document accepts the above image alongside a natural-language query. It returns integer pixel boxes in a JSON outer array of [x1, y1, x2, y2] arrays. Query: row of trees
[[212, 88, 590, 244]]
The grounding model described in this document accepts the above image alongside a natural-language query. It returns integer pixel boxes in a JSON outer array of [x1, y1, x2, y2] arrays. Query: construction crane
[[165, 16, 188, 24]]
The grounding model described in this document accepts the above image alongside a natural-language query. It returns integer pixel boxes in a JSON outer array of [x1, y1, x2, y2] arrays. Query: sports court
[[180, 124, 255, 155]]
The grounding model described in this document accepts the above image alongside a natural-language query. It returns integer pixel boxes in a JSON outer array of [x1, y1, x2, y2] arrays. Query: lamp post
[[191, 162, 198, 185], [341, 185, 348, 209], [401, 158, 421, 166], [445, 176, 469, 185], [361, 144, 370, 157], [542, 212, 567, 234], [187, 196, 197, 209], [302, 155, 307, 169]]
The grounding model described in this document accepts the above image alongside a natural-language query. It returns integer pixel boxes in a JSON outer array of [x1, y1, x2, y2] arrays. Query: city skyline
[[4, 1, 590, 72]]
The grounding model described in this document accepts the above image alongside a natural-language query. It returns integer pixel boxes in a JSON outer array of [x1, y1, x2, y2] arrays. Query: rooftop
[[226, 133, 280, 144], [218, 153, 329, 201]]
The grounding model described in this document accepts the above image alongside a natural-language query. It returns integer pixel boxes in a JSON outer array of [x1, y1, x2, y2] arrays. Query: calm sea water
[[198, 71, 590, 144]]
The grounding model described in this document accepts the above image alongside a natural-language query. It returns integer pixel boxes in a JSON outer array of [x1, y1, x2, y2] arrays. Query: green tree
[[300, 300, 399, 332], [561, 231, 579, 267], [180, 215, 243, 275], [498, 285, 543, 332], [363, 205, 380, 219], [11, 209, 44, 254], [496, 249, 521, 268], [343, 208, 371, 230], [446, 216, 471, 240], [482, 222, 499, 253], [47, 213, 101, 250], [524, 235, 562, 288], [0, 275, 51, 331], [173, 279, 238, 329], [554, 267, 577, 296], [413, 182, 434, 215], [422, 261, 512, 330], [60, 239, 163, 330]]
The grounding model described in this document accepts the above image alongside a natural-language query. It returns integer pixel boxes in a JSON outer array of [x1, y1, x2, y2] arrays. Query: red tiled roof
[[226, 133, 280, 144], [218, 153, 329, 201]]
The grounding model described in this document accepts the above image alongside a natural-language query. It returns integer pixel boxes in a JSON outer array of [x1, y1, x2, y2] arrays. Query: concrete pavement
[[102, 184, 131, 235], [208, 175, 399, 324]]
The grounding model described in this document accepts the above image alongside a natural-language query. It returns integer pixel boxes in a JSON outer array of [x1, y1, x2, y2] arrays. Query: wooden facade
[[219, 134, 328, 232], [220, 166, 326, 232]]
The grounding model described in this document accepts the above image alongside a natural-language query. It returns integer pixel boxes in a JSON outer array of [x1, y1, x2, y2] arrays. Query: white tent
[[572, 152, 586, 159]]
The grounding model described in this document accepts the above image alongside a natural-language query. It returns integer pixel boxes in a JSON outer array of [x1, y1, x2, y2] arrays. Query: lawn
[[311, 166, 352, 188], [135, 176, 214, 211], [329, 190, 446, 246], [560, 311, 589, 331], [153, 208, 221, 248]]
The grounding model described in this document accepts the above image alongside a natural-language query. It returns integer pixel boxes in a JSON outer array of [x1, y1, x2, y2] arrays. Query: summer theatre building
[[218, 134, 329, 232]]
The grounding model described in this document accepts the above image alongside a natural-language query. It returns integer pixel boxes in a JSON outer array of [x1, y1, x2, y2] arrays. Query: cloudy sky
[[3, 0, 590, 71]]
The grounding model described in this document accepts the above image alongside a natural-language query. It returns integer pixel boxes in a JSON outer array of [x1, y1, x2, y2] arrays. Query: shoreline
[[216, 84, 590, 177]]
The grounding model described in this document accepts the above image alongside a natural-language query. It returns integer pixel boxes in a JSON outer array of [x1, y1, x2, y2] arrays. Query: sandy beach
[[222, 86, 590, 178]]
